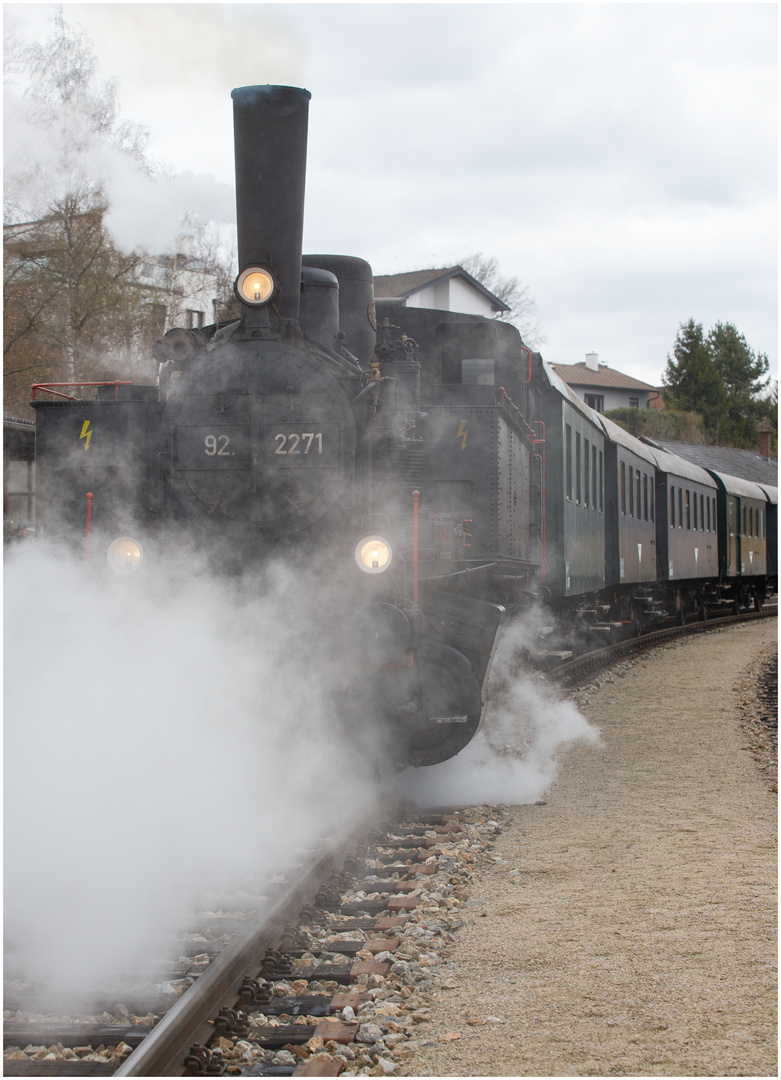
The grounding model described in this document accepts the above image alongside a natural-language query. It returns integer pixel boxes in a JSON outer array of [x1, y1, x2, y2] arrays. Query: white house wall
[[406, 278, 498, 317], [571, 387, 652, 412]]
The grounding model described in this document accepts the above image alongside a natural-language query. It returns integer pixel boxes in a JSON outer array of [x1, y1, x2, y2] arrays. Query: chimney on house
[[585, 351, 599, 371], [758, 418, 773, 459]]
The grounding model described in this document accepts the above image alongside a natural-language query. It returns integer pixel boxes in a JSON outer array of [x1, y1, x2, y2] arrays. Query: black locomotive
[[31, 85, 777, 767]]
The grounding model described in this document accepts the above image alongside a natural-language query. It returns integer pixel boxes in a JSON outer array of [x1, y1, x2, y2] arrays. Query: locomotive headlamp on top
[[106, 537, 143, 575], [234, 266, 277, 306], [354, 535, 393, 574]]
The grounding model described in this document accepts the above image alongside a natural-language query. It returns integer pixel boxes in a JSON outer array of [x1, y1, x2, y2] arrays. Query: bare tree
[[461, 252, 546, 349]]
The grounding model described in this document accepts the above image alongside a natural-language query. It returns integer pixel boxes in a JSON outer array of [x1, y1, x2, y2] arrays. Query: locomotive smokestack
[[231, 85, 311, 324]]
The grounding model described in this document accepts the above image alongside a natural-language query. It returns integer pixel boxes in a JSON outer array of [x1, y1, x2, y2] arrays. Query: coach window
[[677, 488, 683, 528], [565, 425, 572, 500], [621, 462, 627, 514], [583, 439, 590, 507], [706, 496, 711, 532], [636, 471, 641, 520], [670, 486, 675, 527], [643, 473, 648, 521], [742, 505, 747, 537], [686, 490, 691, 529], [575, 433, 582, 504], [693, 491, 698, 530], [599, 450, 604, 512], [628, 465, 634, 516], [592, 445, 597, 509], [712, 498, 717, 532], [700, 493, 704, 531]]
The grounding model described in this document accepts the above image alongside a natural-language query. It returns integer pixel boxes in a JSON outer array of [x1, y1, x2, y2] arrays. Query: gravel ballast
[[405, 620, 777, 1077]]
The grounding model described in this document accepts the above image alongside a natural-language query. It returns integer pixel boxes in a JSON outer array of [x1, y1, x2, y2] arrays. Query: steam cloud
[[400, 607, 601, 805], [5, 544, 598, 1010], [4, 542, 377, 1008]]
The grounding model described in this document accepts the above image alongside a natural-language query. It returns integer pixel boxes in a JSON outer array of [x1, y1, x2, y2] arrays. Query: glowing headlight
[[107, 537, 143, 575], [235, 266, 276, 306], [355, 535, 392, 574]]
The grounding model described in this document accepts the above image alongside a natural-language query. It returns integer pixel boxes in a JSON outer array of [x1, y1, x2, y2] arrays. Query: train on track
[[31, 85, 778, 768]]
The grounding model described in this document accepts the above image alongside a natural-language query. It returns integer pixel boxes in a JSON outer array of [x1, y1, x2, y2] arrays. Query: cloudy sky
[[5, 2, 778, 388]]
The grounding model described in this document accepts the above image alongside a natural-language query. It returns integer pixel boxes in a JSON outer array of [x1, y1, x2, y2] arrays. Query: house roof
[[373, 266, 510, 313], [549, 362, 656, 391], [641, 439, 778, 487]]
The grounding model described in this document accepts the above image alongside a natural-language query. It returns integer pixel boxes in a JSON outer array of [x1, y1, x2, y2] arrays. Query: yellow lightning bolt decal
[[79, 420, 92, 450], [456, 419, 469, 450]]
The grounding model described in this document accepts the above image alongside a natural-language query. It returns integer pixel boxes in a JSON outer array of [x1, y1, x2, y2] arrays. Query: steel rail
[[553, 606, 777, 687], [115, 799, 395, 1077]]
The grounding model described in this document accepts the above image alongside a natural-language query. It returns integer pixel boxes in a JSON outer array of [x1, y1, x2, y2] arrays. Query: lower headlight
[[107, 537, 143, 574], [355, 534, 392, 574]]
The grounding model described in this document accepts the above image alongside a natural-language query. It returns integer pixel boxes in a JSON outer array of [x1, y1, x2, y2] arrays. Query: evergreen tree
[[663, 319, 727, 438], [706, 321, 770, 447]]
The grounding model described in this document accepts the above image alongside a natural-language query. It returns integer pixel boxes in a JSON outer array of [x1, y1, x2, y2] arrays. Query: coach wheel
[[701, 601, 709, 621], [676, 608, 686, 626]]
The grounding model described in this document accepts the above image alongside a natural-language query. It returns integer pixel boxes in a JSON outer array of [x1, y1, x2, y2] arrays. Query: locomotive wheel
[[403, 641, 483, 767]]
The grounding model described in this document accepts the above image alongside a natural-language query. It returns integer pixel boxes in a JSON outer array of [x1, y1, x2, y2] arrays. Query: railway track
[[5, 609, 775, 1076], [4, 803, 502, 1077], [552, 602, 777, 687]]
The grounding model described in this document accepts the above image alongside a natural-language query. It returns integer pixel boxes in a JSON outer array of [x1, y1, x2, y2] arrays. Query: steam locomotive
[[32, 85, 777, 768]]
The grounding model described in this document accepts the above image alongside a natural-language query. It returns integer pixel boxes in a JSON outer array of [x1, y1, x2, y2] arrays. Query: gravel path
[[405, 621, 777, 1077]]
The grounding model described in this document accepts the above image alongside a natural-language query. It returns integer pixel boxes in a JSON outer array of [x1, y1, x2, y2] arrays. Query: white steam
[[4, 543, 376, 1006], [400, 607, 601, 805]]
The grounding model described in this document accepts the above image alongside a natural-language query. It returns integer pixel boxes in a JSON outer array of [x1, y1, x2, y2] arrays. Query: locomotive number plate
[[263, 423, 338, 467]]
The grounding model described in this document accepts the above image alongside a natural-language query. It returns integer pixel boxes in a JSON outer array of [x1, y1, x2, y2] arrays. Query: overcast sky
[[5, 2, 778, 388]]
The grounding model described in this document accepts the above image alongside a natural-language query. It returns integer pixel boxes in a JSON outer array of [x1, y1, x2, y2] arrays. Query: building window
[[629, 397, 639, 408], [186, 309, 205, 329], [585, 394, 604, 411]]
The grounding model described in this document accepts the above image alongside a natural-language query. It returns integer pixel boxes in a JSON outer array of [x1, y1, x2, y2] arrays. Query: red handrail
[[412, 489, 420, 603], [85, 492, 94, 561], [533, 421, 546, 581], [32, 381, 133, 401]]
